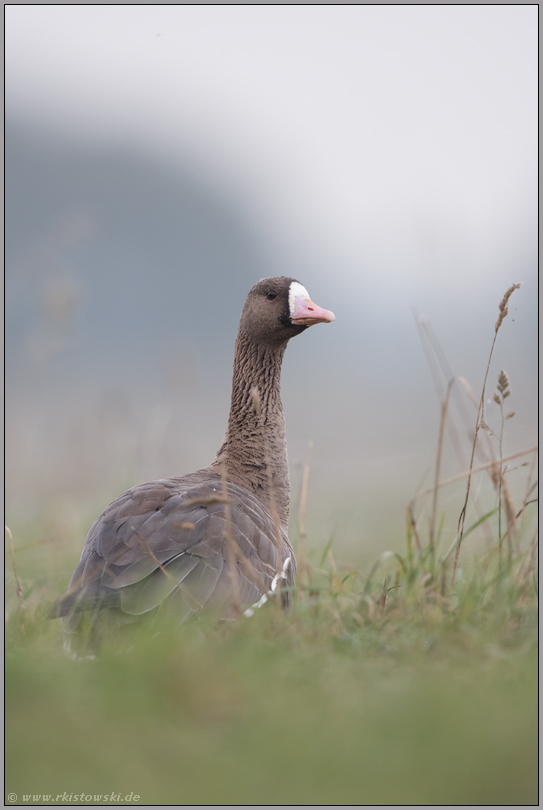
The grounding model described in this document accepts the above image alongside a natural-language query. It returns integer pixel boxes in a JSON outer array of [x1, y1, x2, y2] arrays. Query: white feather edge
[[243, 557, 292, 617]]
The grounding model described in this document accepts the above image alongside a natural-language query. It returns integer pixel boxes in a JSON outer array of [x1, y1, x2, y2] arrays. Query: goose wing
[[51, 476, 293, 629]]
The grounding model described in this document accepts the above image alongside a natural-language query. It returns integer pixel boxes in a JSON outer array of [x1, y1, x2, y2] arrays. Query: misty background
[[5, 6, 537, 562]]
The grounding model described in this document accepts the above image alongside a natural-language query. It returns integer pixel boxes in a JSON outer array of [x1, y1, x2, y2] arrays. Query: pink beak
[[291, 297, 336, 326]]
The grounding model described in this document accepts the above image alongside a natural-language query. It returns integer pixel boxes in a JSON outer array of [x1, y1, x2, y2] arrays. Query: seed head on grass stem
[[491, 368, 517, 563], [496, 369, 511, 399], [495, 284, 521, 333]]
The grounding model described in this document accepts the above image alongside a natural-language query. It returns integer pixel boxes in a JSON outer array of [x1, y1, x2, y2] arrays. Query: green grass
[[5, 531, 538, 806]]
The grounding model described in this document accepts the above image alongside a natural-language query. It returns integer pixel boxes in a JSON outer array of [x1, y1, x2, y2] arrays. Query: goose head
[[240, 277, 335, 347]]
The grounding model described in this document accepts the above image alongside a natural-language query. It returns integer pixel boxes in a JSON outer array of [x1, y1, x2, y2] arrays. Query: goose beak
[[291, 298, 336, 326]]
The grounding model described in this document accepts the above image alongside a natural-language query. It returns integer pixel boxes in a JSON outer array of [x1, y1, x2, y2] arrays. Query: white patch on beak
[[288, 281, 311, 316]]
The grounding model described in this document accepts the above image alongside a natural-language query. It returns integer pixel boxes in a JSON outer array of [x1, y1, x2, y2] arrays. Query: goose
[[51, 277, 335, 645]]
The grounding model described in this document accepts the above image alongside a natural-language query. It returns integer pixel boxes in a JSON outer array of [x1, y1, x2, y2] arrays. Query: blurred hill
[[6, 122, 270, 388]]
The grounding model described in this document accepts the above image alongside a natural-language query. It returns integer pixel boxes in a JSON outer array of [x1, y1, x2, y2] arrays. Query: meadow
[[5, 285, 538, 806]]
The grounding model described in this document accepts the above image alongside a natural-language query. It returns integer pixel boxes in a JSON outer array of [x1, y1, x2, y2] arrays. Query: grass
[[4, 556, 538, 806], [5, 285, 538, 806]]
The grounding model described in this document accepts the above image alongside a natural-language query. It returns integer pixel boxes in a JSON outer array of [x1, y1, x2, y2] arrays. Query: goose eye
[[267, 290, 277, 300]]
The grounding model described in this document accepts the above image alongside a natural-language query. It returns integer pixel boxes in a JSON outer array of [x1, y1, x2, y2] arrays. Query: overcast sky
[[6, 5, 537, 295]]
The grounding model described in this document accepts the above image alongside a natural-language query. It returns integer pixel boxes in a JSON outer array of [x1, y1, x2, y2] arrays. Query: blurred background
[[5, 6, 538, 564]]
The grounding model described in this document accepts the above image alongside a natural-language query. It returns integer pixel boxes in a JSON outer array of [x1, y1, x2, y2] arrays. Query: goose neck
[[214, 329, 290, 527]]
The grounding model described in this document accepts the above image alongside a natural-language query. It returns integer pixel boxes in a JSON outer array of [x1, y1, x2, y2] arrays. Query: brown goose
[[51, 277, 334, 643]]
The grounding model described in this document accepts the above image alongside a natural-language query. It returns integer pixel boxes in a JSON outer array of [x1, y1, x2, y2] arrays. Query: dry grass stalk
[[518, 527, 538, 587], [414, 313, 469, 471], [516, 481, 538, 522], [297, 439, 313, 594], [429, 378, 454, 557], [452, 283, 522, 585], [406, 503, 422, 553], [414, 321, 495, 547], [414, 446, 538, 501], [492, 371, 518, 564], [499, 473, 517, 564], [183, 494, 231, 508], [220, 461, 241, 614], [460, 371, 514, 546], [521, 449, 538, 510], [131, 527, 182, 587], [492, 369, 513, 552], [364, 595, 375, 620], [514, 451, 538, 554], [5, 524, 25, 607], [377, 576, 390, 608], [414, 310, 448, 400]]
